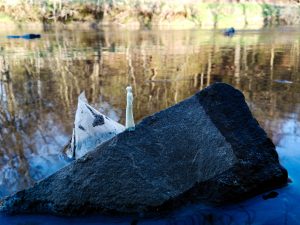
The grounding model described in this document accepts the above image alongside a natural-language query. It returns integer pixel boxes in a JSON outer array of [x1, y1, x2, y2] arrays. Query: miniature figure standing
[[126, 86, 135, 131]]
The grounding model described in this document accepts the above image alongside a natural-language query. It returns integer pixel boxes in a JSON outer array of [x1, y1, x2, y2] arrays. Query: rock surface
[[0, 83, 288, 216]]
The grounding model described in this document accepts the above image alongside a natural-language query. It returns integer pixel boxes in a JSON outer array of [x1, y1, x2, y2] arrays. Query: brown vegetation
[[0, 0, 300, 28]]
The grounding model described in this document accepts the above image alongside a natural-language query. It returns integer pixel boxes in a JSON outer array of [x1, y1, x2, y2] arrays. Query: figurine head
[[126, 86, 132, 92]]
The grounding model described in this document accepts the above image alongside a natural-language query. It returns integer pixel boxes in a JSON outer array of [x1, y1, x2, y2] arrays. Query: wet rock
[[0, 83, 288, 216]]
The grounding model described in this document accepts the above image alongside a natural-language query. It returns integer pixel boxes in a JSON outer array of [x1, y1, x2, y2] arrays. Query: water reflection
[[0, 26, 300, 200]]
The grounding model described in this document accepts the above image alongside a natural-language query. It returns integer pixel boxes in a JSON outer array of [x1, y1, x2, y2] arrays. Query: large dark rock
[[0, 83, 287, 216]]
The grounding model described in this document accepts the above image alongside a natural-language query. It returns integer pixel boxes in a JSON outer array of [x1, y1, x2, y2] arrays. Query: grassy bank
[[0, 1, 300, 29]]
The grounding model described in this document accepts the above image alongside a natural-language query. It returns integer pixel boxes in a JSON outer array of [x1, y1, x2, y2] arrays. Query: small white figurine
[[125, 86, 135, 131]]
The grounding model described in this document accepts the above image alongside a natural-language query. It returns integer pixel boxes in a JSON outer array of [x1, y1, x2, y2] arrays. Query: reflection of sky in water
[[277, 115, 300, 156], [27, 120, 68, 180], [0, 26, 300, 224], [0, 114, 69, 197]]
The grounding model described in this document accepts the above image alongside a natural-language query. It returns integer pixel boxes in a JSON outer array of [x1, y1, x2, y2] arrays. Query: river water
[[0, 25, 300, 224]]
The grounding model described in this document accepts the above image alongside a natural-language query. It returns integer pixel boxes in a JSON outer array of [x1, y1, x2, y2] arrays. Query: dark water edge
[[1, 25, 300, 224]]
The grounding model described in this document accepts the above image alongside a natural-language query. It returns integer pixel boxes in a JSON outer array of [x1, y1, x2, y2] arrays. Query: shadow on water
[[0, 25, 300, 224]]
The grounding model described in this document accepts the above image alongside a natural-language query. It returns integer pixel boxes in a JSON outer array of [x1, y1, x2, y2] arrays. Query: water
[[0, 25, 300, 224]]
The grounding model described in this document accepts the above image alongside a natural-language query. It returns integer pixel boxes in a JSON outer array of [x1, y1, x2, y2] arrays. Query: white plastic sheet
[[66, 92, 125, 159]]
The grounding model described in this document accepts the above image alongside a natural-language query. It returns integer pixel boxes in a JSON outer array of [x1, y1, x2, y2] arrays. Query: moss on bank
[[0, 1, 300, 29]]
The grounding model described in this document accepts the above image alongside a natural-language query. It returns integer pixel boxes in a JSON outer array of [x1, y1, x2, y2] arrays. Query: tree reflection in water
[[0, 26, 300, 199]]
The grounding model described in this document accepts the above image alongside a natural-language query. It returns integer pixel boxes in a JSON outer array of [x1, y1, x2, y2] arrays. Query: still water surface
[[0, 26, 300, 224]]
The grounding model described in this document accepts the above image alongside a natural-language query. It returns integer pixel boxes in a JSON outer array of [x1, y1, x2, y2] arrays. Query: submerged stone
[[0, 83, 287, 216], [224, 27, 235, 36], [262, 191, 279, 200], [7, 34, 41, 40]]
